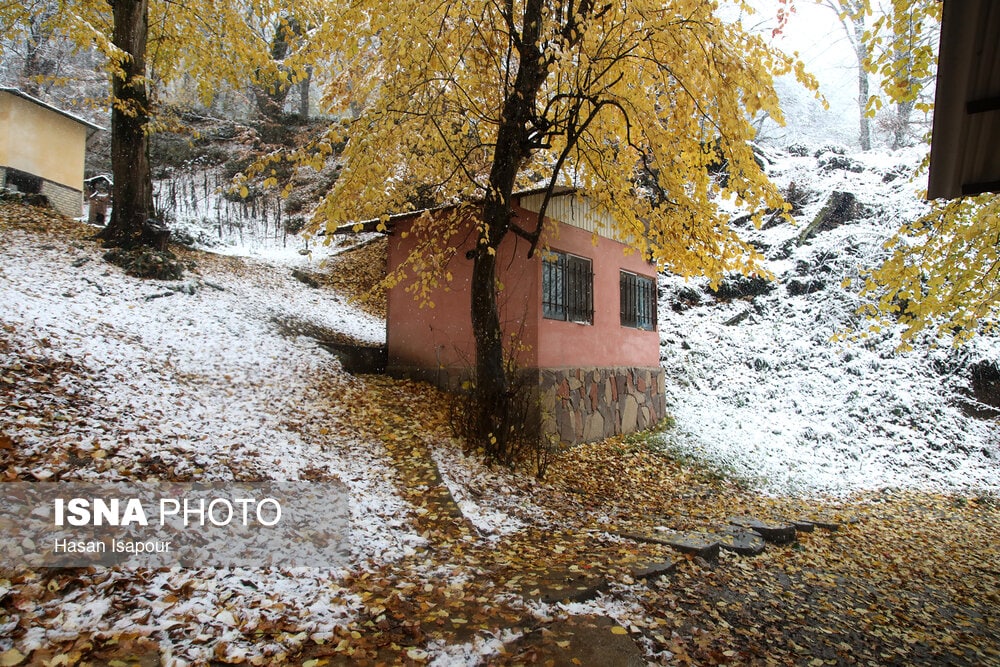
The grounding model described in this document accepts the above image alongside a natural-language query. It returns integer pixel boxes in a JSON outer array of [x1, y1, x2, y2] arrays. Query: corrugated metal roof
[[518, 190, 631, 244], [333, 185, 580, 235], [333, 185, 637, 244], [927, 0, 1000, 199]]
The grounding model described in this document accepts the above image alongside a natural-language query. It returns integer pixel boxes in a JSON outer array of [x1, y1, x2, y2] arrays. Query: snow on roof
[[0, 87, 106, 132], [332, 185, 579, 235]]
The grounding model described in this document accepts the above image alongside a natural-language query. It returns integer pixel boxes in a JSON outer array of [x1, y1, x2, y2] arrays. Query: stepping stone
[[507, 614, 647, 667], [624, 530, 720, 561], [517, 566, 609, 604], [799, 515, 843, 531], [728, 516, 797, 545], [790, 520, 816, 532], [712, 526, 766, 556], [618, 533, 719, 561], [629, 559, 676, 581]]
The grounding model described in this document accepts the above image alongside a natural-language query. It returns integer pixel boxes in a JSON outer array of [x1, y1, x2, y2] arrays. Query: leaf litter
[[0, 202, 998, 665]]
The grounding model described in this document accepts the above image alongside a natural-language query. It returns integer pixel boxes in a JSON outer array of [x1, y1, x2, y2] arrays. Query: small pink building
[[381, 187, 666, 445]]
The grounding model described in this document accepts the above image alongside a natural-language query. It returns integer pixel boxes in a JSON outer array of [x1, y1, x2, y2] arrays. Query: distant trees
[[252, 17, 315, 121], [0, 0, 82, 97], [16, 3, 58, 96], [821, 0, 939, 150], [821, 0, 873, 150], [865, 0, 939, 149]]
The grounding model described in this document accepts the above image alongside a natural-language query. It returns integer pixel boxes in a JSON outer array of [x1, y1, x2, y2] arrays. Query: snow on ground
[[0, 222, 419, 662], [430, 443, 555, 539], [657, 145, 1000, 496], [153, 143, 1000, 502]]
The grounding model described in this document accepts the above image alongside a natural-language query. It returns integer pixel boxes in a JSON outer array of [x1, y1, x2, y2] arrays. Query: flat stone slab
[[514, 566, 609, 604], [629, 559, 677, 581], [798, 514, 846, 531], [650, 529, 721, 561], [790, 520, 816, 532], [728, 516, 797, 545], [712, 526, 766, 556], [619, 531, 719, 561], [508, 615, 647, 667]]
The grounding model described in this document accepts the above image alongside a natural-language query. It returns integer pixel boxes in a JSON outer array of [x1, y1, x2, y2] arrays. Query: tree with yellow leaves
[[860, 194, 1000, 349], [313, 0, 815, 461], [865, 0, 939, 148], [856, 0, 997, 349], [0, 0, 335, 247]]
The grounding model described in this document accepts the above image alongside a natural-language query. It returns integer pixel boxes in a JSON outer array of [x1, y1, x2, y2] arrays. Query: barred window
[[542, 251, 593, 324], [620, 271, 657, 330]]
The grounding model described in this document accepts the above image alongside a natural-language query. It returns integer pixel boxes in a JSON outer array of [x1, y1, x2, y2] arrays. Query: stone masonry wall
[[538, 366, 666, 445], [2, 170, 83, 219]]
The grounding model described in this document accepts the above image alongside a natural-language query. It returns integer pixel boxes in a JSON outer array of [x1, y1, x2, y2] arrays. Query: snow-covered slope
[[657, 145, 999, 496], [156, 142, 999, 498]]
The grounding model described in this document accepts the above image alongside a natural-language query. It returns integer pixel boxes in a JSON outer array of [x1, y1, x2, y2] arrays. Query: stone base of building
[[388, 361, 667, 446], [538, 366, 667, 445], [1, 166, 83, 218], [41, 181, 83, 219]]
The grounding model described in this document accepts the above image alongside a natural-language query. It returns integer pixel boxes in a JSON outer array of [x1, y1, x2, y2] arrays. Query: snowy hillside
[[150, 140, 1000, 498], [657, 144, 999, 496]]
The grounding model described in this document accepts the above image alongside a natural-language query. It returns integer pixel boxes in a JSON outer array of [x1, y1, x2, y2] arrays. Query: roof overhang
[[330, 185, 578, 235], [927, 0, 1000, 199], [0, 87, 106, 133]]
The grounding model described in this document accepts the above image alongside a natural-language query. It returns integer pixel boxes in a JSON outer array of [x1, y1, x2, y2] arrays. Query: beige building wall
[[0, 90, 94, 217]]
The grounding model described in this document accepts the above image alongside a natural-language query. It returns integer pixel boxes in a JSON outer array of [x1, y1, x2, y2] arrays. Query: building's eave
[[0, 87, 106, 132], [330, 185, 579, 235], [927, 0, 1000, 199]]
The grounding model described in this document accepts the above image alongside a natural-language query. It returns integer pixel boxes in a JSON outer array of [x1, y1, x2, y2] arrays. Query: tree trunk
[[893, 98, 915, 149], [253, 18, 296, 121], [471, 174, 519, 461], [21, 14, 56, 96], [470, 226, 508, 441], [891, 25, 916, 150], [299, 67, 311, 119], [853, 18, 871, 151], [469, 0, 549, 463], [98, 0, 153, 248]]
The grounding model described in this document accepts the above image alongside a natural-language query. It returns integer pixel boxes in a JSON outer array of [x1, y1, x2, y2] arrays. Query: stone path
[[362, 378, 847, 665], [288, 370, 852, 664]]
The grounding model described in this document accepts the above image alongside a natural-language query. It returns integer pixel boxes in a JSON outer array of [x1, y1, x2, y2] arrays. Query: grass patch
[[611, 417, 763, 490]]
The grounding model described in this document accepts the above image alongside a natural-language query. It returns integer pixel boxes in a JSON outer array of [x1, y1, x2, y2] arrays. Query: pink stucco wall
[[385, 201, 660, 382], [530, 208, 660, 369]]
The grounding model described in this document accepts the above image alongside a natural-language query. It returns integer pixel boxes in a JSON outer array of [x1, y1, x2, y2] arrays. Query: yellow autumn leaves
[[860, 193, 1000, 348], [309, 0, 816, 292]]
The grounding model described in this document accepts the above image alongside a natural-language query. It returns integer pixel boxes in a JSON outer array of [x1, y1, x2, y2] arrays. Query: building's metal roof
[[927, 0, 1000, 199], [0, 87, 106, 133], [332, 185, 579, 235]]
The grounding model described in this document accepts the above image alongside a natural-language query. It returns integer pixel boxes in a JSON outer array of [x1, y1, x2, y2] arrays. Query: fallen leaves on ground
[[1, 202, 998, 665], [314, 236, 387, 319]]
